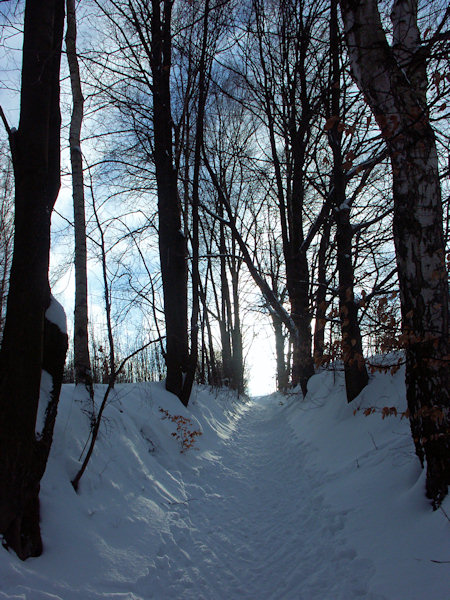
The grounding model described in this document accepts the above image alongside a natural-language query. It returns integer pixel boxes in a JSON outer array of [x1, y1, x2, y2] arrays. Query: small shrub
[[159, 408, 202, 453]]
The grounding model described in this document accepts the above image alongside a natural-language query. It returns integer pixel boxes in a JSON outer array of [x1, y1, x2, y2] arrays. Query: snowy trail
[[2, 377, 448, 599], [138, 395, 380, 600]]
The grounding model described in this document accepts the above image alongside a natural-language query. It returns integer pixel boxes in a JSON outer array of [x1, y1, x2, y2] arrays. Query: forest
[[0, 0, 448, 574]]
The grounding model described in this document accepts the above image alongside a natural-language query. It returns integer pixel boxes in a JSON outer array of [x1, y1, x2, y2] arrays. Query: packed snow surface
[[1, 367, 449, 599]]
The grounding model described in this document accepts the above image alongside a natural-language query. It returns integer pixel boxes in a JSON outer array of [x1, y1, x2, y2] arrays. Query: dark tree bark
[[230, 237, 245, 394], [328, 0, 368, 402], [180, 0, 211, 406], [272, 312, 289, 392], [313, 217, 331, 366], [66, 0, 93, 399], [219, 216, 233, 384], [199, 278, 220, 386], [150, 0, 189, 402], [339, 0, 449, 506], [333, 196, 369, 401], [253, 0, 315, 394], [0, 0, 67, 559]]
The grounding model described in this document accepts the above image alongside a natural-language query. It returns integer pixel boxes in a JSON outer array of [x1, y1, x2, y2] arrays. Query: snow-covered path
[[141, 395, 378, 600], [2, 380, 448, 600]]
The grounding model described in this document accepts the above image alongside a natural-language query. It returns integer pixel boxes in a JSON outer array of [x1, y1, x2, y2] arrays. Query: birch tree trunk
[[66, 0, 93, 399], [339, 0, 449, 506]]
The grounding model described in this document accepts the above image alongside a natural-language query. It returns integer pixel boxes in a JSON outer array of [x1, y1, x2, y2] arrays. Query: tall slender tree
[[149, 0, 190, 401], [181, 0, 212, 405], [327, 0, 368, 401], [66, 0, 93, 400], [0, 145, 14, 340]]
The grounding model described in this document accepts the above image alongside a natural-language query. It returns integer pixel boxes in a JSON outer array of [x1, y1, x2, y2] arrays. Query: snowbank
[[285, 366, 449, 600]]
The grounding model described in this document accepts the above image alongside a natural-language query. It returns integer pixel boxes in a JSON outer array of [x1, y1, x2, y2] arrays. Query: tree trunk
[[272, 312, 289, 392], [392, 132, 449, 506], [334, 203, 369, 401], [253, 0, 315, 395], [199, 281, 219, 386], [287, 254, 314, 395], [328, 0, 368, 402], [230, 241, 244, 394], [313, 217, 331, 365], [66, 0, 93, 399], [339, 0, 449, 506], [180, 0, 211, 406], [150, 0, 189, 401], [0, 0, 66, 559], [219, 218, 233, 384]]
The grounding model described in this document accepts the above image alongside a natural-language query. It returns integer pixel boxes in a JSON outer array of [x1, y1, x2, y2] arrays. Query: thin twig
[[440, 505, 450, 524], [368, 431, 378, 450], [430, 559, 450, 564], [71, 336, 165, 492], [0, 105, 11, 136]]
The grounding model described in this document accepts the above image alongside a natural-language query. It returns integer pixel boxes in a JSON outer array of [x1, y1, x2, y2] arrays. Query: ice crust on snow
[[1, 371, 449, 599]]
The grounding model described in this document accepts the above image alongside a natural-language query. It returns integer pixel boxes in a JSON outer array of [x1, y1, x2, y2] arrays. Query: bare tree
[[66, 0, 93, 399], [0, 143, 14, 340], [339, 0, 449, 507], [326, 0, 368, 401], [90, 0, 228, 405], [181, 0, 212, 404], [147, 0, 190, 401], [0, 0, 67, 559], [247, 0, 321, 394]]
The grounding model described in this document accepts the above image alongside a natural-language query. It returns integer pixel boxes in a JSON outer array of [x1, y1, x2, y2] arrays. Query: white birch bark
[[66, 0, 93, 398], [339, 0, 449, 507]]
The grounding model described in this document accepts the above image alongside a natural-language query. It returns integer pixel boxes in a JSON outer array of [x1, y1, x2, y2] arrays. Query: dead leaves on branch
[[159, 407, 202, 453]]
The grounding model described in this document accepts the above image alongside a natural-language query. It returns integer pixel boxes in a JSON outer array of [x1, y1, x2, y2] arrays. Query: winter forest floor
[[0, 367, 449, 599]]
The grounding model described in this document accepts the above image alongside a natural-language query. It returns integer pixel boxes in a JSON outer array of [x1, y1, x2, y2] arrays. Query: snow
[[1, 368, 449, 599], [34, 294, 67, 437], [35, 370, 53, 438], [336, 197, 351, 212], [45, 295, 67, 334]]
